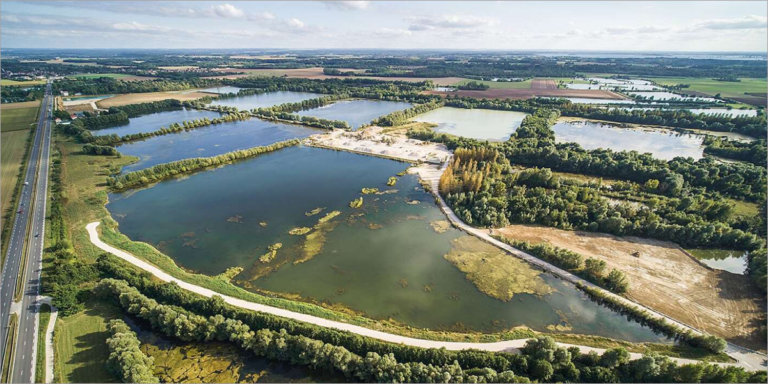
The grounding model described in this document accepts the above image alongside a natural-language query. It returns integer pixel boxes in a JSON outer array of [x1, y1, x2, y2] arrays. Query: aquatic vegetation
[[422, 283, 434, 293], [215, 267, 244, 282], [288, 227, 312, 236], [142, 341, 267, 383], [387, 177, 398, 186], [398, 278, 409, 288], [304, 207, 325, 217], [259, 243, 283, 263], [430, 220, 451, 233], [349, 197, 363, 208], [361, 188, 379, 194], [443, 236, 553, 301], [367, 223, 383, 230], [226, 215, 243, 223], [259, 222, 267, 227], [297, 220, 339, 264], [317, 210, 341, 224]]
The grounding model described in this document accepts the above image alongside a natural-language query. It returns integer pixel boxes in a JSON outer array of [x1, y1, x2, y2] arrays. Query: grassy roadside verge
[[34, 304, 51, 383], [0, 314, 18, 383], [1, 125, 38, 269], [57, 130, 728, 361]]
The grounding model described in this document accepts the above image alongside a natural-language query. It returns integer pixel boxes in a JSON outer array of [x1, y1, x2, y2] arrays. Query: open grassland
[[645, 77, 767, 106], [1, 79, 46, 87], [54, 299, 119, 383], [66, 73, 153, 81], [1, 101, 38, 230], [1, 101, 40, 132], [455, 78, 533, 89], [493, 224, 767, 351], [96, 91, 210, 108]]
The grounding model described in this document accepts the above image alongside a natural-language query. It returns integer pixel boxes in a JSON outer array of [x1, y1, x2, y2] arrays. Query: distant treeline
[[703, 137, 767, 167], [371, 100, 444, 126], [107, 139, 300, 190]]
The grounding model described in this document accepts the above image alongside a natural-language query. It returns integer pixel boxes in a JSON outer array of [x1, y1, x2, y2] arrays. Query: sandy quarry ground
[[425, 88, 626, 100], [96, 91, 211, 108], [205, 67, 464, 85], [306, 126, 452, 164], [492, 224, 767, 351]]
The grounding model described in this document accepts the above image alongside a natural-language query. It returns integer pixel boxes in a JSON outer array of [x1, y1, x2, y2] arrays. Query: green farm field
[[0, 79, 46, 86], [644, 77, 767, 96], [1, 101, 39, 230]]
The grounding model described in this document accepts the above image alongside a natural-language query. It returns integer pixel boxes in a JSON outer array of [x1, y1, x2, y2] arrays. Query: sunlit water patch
[[210, 91, 324, 111], [687, 249, 749, 274], [297, 100, 413, 129], [108, 146, 668, 343], [93, 108, 223, 137], [553, 120, 705, 160], [198, 86, 244, 94], [116, 118, 320, 172], [413, 107, 528, 141]]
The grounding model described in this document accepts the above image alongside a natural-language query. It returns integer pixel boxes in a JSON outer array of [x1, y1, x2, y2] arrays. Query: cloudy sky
[[1, 1, 766, 51]]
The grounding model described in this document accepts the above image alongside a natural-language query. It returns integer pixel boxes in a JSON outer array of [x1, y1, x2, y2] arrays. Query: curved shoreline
[[86, 221, 757, 369]]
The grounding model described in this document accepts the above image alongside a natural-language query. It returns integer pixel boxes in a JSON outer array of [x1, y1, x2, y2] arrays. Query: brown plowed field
[[424, 88, 626, 100], [531, 78, 557, 89], [493, 224, 766, 351]]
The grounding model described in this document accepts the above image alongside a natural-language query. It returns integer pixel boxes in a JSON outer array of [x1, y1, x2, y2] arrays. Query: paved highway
[[0, 80, 52, 382]]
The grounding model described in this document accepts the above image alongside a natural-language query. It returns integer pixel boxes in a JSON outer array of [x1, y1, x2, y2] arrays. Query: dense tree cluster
[[1, 85, 44, 103], [78, 109, 129, 130], [371, 100, 444, 126], [94, 275, 765, 383], [52, 77, 223, 95], [748, 248, 767, 293], [457, 81, 491, 91], [250, 95, 352, 129], [105, 320, 158, 383], [41, 240, 98, 316], [703, 137, 767, 167], [89, 112, 247, 146], [82, 143, 119, 156], [115, 99, 183, 117], [512, 109, 561, 140], [107, 139, 300, 190], [499, 238, 629, 294]]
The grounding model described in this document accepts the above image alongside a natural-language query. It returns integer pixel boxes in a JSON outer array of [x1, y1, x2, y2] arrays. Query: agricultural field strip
[[86, 221, 725, 367]]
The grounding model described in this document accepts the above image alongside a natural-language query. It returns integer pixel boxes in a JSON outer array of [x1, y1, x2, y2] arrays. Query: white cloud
[[692, 15, 767, 30], [210, 3, 245, 18], [285, 18, 306, 29], [408, 15, 497, 31], [248, 12, 276, 21], [1, 15, 21, 23], [374, 28, 412, 37], [321, 1, 370, 11], [112, 21, 171, 32]]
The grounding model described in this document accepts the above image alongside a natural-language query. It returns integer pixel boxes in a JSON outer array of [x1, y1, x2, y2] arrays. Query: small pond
[[413, 107, 529, 141], [687, 249, 749, 275]]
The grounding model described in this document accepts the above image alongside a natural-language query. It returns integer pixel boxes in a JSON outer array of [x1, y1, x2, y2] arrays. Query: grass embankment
[[54, 299, 120, 383], [1, 101, 40, 260], [56, 131, 728, 362], [1, 314, 18, 383], [35, 304, 52, 383]]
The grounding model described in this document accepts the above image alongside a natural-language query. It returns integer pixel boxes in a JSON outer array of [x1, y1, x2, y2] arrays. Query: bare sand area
[[96, 91, 211, 108], [492, 224, 766, 351], [305, 126, 451, 164], [425, 88, 626, 100]]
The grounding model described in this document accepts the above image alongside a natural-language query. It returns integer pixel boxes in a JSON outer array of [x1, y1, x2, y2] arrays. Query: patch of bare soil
[[532, 79, 557, 89], [424, 88, 626, 100], [493, 224, 766, 351]]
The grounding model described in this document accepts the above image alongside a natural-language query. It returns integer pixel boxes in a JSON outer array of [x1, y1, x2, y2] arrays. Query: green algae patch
[[304, 207, 325, 217], [444, 236, 553, 301], [430, 220, 451, 233], [387, 177, 398, 186], [288, 227, 312, 236], [215, 266, 243, 282], [361, 187, 379, 194], [317, 210, 341, 224], [349, 197, 363, 208], [259, 243, 283, 263], [142, 342, 266, 383], [297, 220, 340, 264]]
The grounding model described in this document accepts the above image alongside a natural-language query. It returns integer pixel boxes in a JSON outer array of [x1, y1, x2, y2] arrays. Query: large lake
[[108, 146, 667, 343], [92, 108, 223, 137], [297, 100, 413, 129], [116, 118, 320, 172], [413, 107, 528, 141], [553, 120, 705, 160], [210, 91, 323, 111]]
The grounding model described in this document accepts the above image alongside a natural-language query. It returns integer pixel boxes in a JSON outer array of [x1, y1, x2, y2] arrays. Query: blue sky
[[1, 1, 766, 51]]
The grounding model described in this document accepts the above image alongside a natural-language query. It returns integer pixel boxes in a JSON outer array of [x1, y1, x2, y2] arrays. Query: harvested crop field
[[492, 224, 767, 351], [531, 78, 557, 89], [96, 91, 211, 108], [424, 88, 625, 100], [205, 67, 464, 85]]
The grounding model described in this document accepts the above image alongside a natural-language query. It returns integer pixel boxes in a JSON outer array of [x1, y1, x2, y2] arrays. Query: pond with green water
[[108, 146, 668, 343], [413, 107, 528, 141]]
